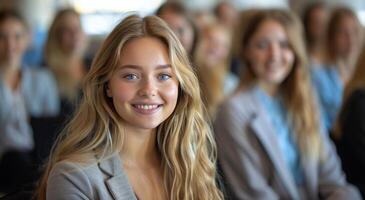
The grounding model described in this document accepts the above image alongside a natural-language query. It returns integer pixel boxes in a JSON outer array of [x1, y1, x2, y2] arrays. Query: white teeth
[[135, 104, 159, 110]]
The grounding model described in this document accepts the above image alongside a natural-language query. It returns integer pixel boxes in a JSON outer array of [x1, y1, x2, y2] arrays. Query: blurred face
[[107, 37, 179, 132], [333, 15, 361, 59], [308, 7, 328, 41], [202, 27, 230, 66], [217, 3, 238, 28], [160, 13, 194, 54], [56, 13, 85, 55], [0, 18, 28, 67], [245, 19, 295, 89]]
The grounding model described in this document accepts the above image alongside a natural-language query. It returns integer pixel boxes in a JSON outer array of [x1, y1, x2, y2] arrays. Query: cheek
[[284, 50, 295, 66], [110, 83, 135, 105], [161, 82, 179, 105]]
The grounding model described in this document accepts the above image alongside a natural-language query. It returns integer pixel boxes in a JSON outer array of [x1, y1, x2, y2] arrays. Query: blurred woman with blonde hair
[[194, 22, 238, 119], [44, 8, 88, 115], [214, 9, 360, 199], [311, 6, 363, 132], [37, 14, 223, 200]]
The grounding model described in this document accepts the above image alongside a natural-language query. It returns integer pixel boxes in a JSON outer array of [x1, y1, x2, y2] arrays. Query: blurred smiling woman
[[214, 9, 360, 200]]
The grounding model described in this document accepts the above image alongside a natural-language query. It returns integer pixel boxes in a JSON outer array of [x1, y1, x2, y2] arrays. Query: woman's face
[[57, 13, 85, 55], [202, 27, 230, 66], [244, 19, 295, 88], [307, 6, 328, 42], [333, 15, 361, 59], [0, 18, 28, 67], [107, 37, 179, 132], [160, 13, 194, 54]]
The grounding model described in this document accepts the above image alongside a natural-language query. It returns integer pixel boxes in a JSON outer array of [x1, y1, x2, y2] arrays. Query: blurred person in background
[[0, 9, 59, 195], [194, 22, 238, 119], [334, 45, 365, 197], [311, 6, 364, 133], [213, 1, 239, 33], [44, 8, 88, 118], [214, 9, 361, 199], [302, 2, 329, 66], [156, 1, 199, 59]]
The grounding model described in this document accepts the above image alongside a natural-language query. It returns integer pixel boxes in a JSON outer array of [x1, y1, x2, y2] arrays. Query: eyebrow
[[117, 64, 172, 70]]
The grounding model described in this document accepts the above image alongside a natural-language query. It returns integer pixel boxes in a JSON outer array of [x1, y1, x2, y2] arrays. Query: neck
[[258, 81, 278, 96], [120, 128, 160, 168], [0, 63, 22, 90]]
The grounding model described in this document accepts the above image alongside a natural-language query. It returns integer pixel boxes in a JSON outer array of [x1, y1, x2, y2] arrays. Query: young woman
[[0, 9, 59, 193], [334, 46, 365, 197], [156, 1, 199, 59], [214, 9, 360, 199], [37, 14, 223, 200], [44, 8, 88, 116], [302, 2, 329, 65], [311, 6, 363, 132], [194, 22, 238, 119]]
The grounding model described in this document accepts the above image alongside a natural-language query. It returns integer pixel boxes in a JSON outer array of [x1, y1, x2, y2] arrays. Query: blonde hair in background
[[237, 9, 322, 160], [37, 14, 223, 200], [44, 8, 87, 102], [194, 22, 232, 119]]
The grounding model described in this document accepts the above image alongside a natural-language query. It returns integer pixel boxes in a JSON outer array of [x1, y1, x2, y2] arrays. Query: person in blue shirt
[[310, 6, 363, 133], [214, 9, 360, 199], [0, 9, 59, 194]]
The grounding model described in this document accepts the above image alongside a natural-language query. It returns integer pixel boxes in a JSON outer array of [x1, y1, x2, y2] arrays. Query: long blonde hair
[[37, 14, 222, 200], [194, 22, 232, 119], [238, 9, 322, 159], [44, 8, 87, 102]]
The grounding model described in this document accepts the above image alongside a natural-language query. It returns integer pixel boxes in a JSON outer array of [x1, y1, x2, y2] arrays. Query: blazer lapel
[[248, 93, 300, 199], [301, 148, 318, 199], [98, 153, 137, 200]]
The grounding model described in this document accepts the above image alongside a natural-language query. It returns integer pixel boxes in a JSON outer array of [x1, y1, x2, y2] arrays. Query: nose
[[138, 78, 157, 97], [268, 43, 280, 62]]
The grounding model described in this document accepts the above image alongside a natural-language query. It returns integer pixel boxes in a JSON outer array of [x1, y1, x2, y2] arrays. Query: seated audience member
[[44, 8, 88, 118], [0, 9, 59, 194], [214, 9, 361, 200], [194, 22, 238, 119], [36, 15, 223, 200], [156, 1, 198, 59], [302, 2, 329, 66], [311, 6, 363, 133]]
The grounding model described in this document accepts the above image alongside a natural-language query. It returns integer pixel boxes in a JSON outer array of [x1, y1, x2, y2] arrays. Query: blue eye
[[123, 74, 138, 80], [158, 74, 171, 81]]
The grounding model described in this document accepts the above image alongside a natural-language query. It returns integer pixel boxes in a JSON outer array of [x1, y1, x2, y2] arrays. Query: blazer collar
[[247, 89, 300, 199], [98, 153, 137, 200]]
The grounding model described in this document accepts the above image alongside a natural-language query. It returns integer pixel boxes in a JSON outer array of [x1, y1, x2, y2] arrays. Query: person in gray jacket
[[36, 14, 223, 200], [214, 9, 361, 200]]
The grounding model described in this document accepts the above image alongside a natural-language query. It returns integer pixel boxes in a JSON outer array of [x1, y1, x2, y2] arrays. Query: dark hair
[[0, 9, 28, 29], [156, 1, 187, 16], [155, 2, 199, 57], [326, 6, 360, 60], [302, 2, 326, 44]]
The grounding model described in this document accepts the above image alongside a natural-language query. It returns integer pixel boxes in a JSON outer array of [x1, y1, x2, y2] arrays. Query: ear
[[105, 83, 112, 97]]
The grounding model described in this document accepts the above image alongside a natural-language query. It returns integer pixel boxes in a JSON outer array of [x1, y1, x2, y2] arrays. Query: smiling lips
[[132, 104, 162, 114]]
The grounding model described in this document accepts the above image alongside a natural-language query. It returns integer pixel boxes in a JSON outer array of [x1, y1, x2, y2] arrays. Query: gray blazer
[[47, 153, 137, 200], [214, 88, 361, 200]]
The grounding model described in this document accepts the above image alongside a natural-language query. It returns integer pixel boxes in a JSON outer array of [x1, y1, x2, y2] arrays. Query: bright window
[[69, 0, 165, 35]]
